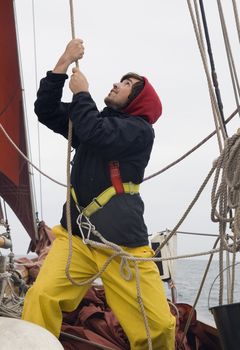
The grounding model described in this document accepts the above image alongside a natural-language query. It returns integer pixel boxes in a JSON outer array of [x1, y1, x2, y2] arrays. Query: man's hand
[[69, 67, 89, 94], [53, 39, 85, 74]]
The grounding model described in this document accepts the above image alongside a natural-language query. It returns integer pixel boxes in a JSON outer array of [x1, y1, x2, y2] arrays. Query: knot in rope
[[77, 216, 133, 281], [119, 257, 133, 281]]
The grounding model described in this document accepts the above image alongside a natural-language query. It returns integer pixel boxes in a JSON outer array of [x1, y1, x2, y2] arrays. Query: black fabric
[[61, 193, 148, 247], [35, 71, 154, 247]]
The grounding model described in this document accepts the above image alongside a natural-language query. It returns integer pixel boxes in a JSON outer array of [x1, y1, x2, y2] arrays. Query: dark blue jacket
[[35, 71, 155, 247]]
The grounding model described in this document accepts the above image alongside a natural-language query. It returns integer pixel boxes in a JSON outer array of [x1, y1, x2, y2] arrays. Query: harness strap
[[109, 160, 124, 194], [71, 182, 139, 218]]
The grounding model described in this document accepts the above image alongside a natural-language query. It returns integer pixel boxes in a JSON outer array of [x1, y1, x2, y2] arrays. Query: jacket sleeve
[[69, 91, 154, 159], [34, 71, 80, 148]]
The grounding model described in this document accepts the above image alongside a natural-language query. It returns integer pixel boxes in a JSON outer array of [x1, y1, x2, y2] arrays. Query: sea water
[[168, 259, 240, 326]]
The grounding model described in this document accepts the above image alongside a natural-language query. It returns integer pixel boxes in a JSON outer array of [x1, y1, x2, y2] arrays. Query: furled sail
[[0, 0, 37, 243]]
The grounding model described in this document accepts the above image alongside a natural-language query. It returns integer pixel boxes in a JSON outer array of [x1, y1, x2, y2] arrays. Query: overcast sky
[[5, 0, 240, 258]]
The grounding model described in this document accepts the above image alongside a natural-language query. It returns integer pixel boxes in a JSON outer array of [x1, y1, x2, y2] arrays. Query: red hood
[[122, 77, 162, 124]]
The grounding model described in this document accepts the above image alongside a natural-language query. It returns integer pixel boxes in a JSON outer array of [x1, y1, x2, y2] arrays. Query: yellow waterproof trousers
[[22, 225, 175, 349]]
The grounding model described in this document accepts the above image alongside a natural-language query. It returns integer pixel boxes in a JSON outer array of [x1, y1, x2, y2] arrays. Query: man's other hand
[[69, 67, 89, 94]]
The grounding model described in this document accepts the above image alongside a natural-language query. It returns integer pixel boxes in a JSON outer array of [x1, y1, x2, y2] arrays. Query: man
[[22, 39, 175, 349]]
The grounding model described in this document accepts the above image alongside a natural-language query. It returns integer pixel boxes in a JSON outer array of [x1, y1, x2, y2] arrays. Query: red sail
[[0, 0, 37, 243]]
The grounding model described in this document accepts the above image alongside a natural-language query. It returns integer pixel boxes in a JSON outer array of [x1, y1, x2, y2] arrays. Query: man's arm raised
[[53, 39, 85, 74]]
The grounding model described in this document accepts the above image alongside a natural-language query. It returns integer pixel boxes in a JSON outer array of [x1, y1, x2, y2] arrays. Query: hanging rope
[[144, 106, 238, 182], [187, 1, 240, 304], [154, 162, 216, 256], [187, 0, 227, 152], [232, 0, 240, 44], [199, 0, 227, 135], [217, 0, 240, 118], [0, 124, 66, 187], [65, 0, 79, 285], [211, 130, 240, 304], [32, 0, 43, 221], [179, 236, 220, 347]]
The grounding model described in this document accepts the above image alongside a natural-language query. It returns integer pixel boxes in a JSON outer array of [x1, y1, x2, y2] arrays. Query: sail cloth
[[0, 0, 37, 243]]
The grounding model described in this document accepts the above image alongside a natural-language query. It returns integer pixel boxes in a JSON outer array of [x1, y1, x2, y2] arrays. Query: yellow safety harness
[[71, 182, 139, 218], [71, 161, 140, 217]]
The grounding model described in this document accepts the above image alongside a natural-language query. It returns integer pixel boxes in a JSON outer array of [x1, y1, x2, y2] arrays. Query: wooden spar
[[0, 236, 12, 249]]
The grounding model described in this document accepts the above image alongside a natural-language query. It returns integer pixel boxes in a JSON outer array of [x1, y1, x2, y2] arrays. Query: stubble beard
[[104, 96, 128, 111]]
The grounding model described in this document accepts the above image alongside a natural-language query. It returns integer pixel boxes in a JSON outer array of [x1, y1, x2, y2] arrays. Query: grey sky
[[6, 0, 240, 257]]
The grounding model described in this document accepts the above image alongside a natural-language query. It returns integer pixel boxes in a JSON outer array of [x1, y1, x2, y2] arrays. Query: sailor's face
[[104, 77, 139, 110]]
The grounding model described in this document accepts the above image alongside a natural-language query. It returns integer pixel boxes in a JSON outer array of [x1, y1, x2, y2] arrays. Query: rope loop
[[211, 132, 240, 224], [120, 257, 133, 281]]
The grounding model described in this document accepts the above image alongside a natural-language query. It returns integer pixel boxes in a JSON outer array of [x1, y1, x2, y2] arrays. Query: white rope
[[217, 0, 240, 117], [0, 273, 23, 318], [32, 0, 43, 220], [0, 123, 67, 188], [232, 0, 240, 44], [187, 0, 227, 151]]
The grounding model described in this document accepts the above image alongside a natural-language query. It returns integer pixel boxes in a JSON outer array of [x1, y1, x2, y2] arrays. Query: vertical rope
[[217, 0, 240, 117], [193, 0, 205, 49], [232, 0, 240, 43], [225, 240, 231, 304], [230, 231, 237, 303], [198, 0, 227, 136], [32, 0, 42, 222], [65, 0, 78, 285], [134, 262, 152, 350], [32, 0, 41, 220], [187, 0, 227, 151], [179, 237, 219, 347], [217, 0, 240, 303]]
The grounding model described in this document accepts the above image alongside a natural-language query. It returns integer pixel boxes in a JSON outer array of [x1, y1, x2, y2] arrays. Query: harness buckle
[[129, 182, 135, 195], [93, 197, 103, 209]]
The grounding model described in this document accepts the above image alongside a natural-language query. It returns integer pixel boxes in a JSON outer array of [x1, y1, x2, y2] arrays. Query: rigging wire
[[143, 106, 239, 182], [217, 0, 240, 118], [199, 0, 227, 136], [0, 123, 66, 188], [198, 1, 234, 291], [32, 0, 43, 222], [179, 236, 220, 347], [232, 0, 240, 43], [169, 230, 219, 238], [187, 0, 227, 152], [216, 0, 240, 301]]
